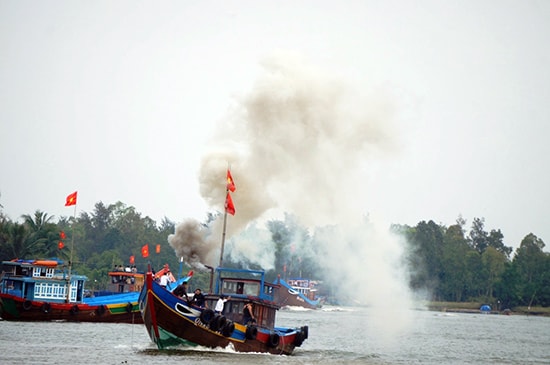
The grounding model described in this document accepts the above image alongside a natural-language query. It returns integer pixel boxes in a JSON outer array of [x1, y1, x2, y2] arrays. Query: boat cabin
[[205, 267, 281, 329], [287, 278, 319, 301], [0, 259, 87, 303], [106, 270, 145, 293]]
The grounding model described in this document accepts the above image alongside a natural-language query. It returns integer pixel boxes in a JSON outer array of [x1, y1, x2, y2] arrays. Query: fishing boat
[[274, 276, 322, 309], [0, 258, 142, 323], [138, 266, 309, 355]]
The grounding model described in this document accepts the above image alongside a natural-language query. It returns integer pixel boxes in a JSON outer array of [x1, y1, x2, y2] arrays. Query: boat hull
[[0, 294, 142, 323], [275, 279, 321, 309], [140, 274, 306, 355]]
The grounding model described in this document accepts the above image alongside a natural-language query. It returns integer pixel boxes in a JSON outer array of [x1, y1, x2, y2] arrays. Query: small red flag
[[141, 244, 149, 258], [58, 241, 65, 249], [60, 231, 66, 240], [226, 169, 236, 192], [65, 191, 77, 206], [129, 255, 135, 265], [155, 244, 161, 254], [225, 192, 235, 215]]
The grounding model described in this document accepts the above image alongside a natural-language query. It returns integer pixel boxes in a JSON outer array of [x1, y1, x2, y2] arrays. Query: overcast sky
[[1, 1, 549, 250]]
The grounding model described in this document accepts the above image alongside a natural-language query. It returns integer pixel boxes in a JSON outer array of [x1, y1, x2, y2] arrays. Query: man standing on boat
[[160, 271, 170, 288], [215, 295, 230, 314], [242, 301, 256, 325]]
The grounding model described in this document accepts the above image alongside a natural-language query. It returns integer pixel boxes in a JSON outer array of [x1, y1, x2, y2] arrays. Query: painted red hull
[[0, 294, 142, 324]]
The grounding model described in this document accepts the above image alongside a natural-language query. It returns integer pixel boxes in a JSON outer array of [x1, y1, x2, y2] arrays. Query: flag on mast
[[65, 191, 77, 206], [225, 192, 235, 215], [141, 244, 149, 258], [226, 169, 236, 192]]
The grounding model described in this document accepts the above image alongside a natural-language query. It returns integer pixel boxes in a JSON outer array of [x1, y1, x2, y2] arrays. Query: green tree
[[440, 223, 471, 301], [469, 217, 488, 253], [481, 246, 507, 299], [513, 233, 547, 306]]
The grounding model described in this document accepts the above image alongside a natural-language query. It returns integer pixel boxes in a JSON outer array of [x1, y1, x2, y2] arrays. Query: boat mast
[[66, 200, 77, 302], [219, 208, 228, 268], [219, 164, 234, 268]]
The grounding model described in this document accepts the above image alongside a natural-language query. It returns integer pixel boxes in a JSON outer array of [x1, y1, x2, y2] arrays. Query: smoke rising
[[168, 52, 415, 336]]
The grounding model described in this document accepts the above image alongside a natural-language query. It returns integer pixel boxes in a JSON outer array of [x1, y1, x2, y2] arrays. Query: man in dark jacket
[[192, 288, 207, 308]]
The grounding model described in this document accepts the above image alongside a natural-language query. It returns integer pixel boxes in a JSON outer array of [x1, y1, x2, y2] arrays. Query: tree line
[[0, 201, 548, 308]]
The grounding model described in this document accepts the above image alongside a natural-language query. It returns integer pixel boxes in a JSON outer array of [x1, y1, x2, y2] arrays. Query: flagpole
[[219, 190, 228, 268], [219, 164, 233, 268], [66, 203, 76, 302]]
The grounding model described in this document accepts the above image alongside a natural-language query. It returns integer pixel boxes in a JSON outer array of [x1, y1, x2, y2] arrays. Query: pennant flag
[[225, 192, 235, 215], [226, 169, 236, 192], [129, 255, 135, 265], [58, 241, 65, 249], [155, 244, 161, 254], [65, 191, 77, 206], [141, 244, 149, 258], [60, 231, 66, 240]]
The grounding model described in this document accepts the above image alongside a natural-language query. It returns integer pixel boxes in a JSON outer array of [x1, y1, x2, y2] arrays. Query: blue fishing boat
[[0, 258, 142, 323], [138, 266, 308, 354], [274, 276, 322, 309]]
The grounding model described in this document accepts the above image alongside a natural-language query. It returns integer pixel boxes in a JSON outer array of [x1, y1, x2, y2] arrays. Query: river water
[[0, 306, 548, 364]]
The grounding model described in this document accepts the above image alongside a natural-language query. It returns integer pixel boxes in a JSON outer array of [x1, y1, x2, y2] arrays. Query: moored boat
[[138, 266, 308, 355], [0, 258, 142, 323], [274, 276, 322, 309]]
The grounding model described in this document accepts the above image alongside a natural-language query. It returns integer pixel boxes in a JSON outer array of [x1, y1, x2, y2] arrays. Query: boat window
[[243, 282, 259, 296], [34, 282, 67, 299]]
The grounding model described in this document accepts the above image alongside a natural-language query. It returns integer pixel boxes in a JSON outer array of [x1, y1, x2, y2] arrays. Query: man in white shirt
[[215, 295, 231, 314], [160, 271, 170, 288]]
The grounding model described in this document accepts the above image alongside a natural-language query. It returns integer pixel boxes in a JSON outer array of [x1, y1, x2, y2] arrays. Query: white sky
[[1, 0, 549, 249]]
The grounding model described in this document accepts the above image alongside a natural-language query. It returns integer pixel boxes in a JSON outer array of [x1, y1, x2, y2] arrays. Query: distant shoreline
[[426, 302, 550, 317]]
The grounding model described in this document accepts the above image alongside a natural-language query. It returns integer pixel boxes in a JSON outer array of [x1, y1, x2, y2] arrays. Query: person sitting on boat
[[173, 282, 191, 303], [242, 301, 256, 325], [215, 295, 230, 314], [192, 288, 207, 308]]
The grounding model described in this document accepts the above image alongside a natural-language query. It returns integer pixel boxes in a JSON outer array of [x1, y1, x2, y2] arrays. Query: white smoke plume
[[169, 52, 416, 336]]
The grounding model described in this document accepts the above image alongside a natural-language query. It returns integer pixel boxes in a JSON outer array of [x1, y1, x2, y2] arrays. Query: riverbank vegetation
[[0, 200, 548, 310]]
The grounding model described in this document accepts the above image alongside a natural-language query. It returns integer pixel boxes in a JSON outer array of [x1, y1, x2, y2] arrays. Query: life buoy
[[125, 302, 133, 313], [209, 315, 225, 332], [95, 305, 106, 316], [245, 325, 257, 340], [70, 305, 79, 315], [41, 303, 51, 314], [216, 315, 227, 330], [199, 308, 214, 324], [221, 320, 235, 337], [23, 300, 33, 311], [268, 333, 280, 348], [209, 315, 220, 331]]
